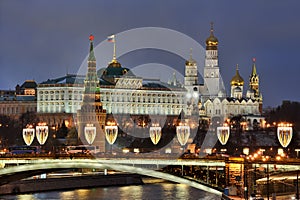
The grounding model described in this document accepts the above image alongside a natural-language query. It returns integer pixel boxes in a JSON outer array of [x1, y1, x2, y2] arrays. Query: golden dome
[[231, 64, 244, 86], [185, 48, 197, 66], [206, 22, 218, 47], [206, 34, 218, 46]]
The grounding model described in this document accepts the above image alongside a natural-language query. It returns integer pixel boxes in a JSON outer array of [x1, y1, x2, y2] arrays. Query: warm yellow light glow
[[276, 156, 281, 161], [243, 147, 249, 155], [122, 148, 130, 153]]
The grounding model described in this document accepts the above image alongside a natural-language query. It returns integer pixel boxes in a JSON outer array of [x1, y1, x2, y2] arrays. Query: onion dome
[[108, 59, 122, 68], [185, 48, 197, 66], [206, 22, 218, 50], [231, 64, 244, 86]]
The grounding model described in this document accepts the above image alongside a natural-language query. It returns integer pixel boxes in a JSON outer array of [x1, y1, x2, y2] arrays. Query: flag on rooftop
[[107, 35, 115, 42]]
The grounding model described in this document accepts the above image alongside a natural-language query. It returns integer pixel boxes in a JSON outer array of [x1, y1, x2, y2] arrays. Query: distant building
[[0, 80, 37, 119], [37, 74, 84, 114]]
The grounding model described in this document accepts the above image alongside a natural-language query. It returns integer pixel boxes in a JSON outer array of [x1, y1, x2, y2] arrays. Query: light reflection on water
[[1, 183, 220, 200]]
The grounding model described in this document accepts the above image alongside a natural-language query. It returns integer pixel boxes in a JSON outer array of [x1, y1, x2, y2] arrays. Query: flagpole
[[113, 35, 116, 61]]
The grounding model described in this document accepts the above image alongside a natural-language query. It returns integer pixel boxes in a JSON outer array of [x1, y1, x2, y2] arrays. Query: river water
[[1, 181, 220, 200]]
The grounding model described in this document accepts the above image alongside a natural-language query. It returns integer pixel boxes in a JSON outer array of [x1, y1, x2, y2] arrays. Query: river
[[1, 181, 220, 200]]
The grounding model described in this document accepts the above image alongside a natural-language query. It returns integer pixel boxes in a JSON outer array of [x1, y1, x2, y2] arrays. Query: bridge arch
[[0, 160, 222, 196]]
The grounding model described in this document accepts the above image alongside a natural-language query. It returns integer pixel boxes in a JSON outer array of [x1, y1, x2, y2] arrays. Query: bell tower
[[248, 58, 263, 113], [204, 22, 221, 97]]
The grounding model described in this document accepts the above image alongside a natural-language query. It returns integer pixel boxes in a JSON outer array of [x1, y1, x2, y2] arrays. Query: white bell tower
[[203, 22, 221, 97]]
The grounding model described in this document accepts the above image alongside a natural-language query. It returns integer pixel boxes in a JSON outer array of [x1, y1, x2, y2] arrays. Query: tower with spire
[[203, 22, 221, 97], [184, 48, 198, 86], [184, 48, 201, 115], [247, 58, 263, 112], [77, 35, 106, 151]]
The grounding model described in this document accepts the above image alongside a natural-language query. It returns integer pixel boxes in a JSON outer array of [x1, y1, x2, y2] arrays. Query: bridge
[[0, 158, 226, 196], [0, 157, 299, 197]]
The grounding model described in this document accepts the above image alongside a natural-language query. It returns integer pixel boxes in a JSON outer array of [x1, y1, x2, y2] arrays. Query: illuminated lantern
[[277, 125, 293, 148], [176, 125, 190, 146], [105, 125, 118, 145], [84, 124, 96, 145], [149, 126, 162, 145], [217, 126, 230, 145], [36, 125, 48, 145], [22, 127, 35, 146]]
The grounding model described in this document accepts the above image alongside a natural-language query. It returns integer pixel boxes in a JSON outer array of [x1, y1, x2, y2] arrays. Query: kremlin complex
[[0, 24, 266, 151]]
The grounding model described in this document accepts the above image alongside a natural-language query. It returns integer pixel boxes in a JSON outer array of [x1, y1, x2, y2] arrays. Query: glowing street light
[[84, 124, 96, 145], [22, 125, 35, 146]]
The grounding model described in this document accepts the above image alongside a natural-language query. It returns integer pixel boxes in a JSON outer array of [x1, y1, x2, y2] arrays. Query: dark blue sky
[[1, 0, 300, 108]]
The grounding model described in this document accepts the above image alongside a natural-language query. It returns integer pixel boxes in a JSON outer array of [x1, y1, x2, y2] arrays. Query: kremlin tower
[[77, 35, 106, 151]]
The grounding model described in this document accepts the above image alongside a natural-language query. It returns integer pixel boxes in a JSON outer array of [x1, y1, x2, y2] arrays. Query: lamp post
[[266, 163, 270, 200], [295, 149, 300, 159], [296, 170, 299, 200], [176, 120, 190, 177]]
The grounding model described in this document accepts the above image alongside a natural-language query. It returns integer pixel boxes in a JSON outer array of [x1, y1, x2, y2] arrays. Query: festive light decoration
[[217, 125, 230, 145], [105, 121, 118, 145], [84, 124, 96, 145], [277, 123, 293, 148], [36, 123, 48, 145], [149, 125, 162, 145], [176, 123, 190, 146], [23, 125, 35, 146]]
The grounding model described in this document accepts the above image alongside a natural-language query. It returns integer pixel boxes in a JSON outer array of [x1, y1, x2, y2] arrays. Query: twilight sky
[[0, 0, 300, 108]]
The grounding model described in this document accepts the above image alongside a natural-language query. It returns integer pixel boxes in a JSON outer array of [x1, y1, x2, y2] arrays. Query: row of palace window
[[38, 94, 83, 101], [39, 102, 81, 106], [38, 90, 83, 94], [38, 106, 79, 113], [0, 106, 36, 114], [100, 94, 185, 104], [206, 105, 258, 115], [104, 103, 184, 115], [78, 115, 105, 122]]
